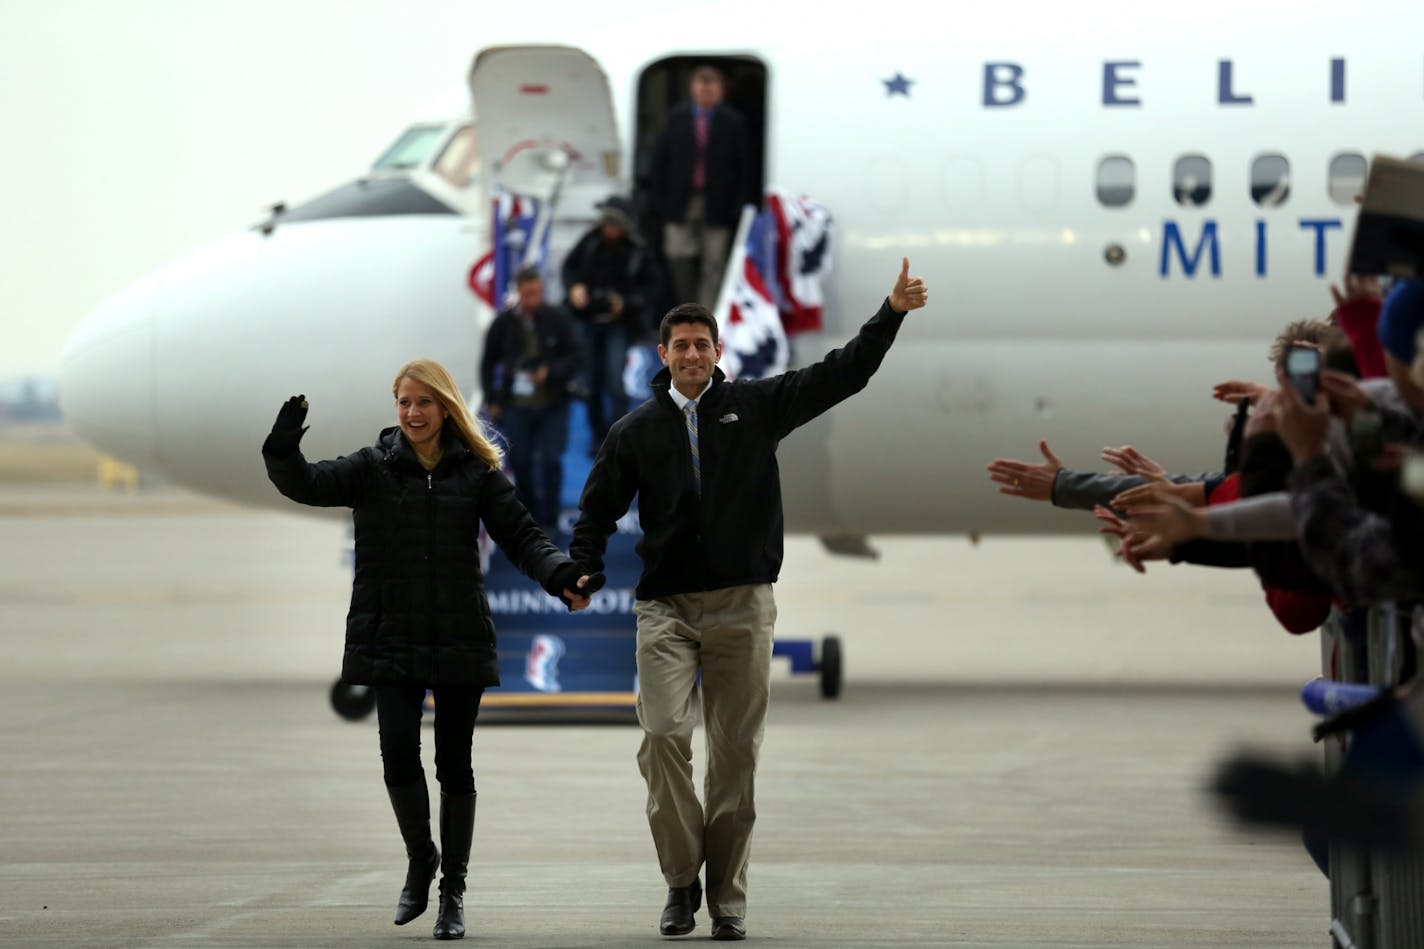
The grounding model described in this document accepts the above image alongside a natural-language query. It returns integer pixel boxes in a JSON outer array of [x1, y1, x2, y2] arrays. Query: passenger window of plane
[[1329, 152, 1367, 205], [434, 125, 480, 189], [1250, 154, 1290, 207], [1096, 155, 1134, 207], [1173, 155, 1211, 208]]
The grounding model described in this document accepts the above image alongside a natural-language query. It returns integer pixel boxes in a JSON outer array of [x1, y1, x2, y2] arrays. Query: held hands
[[265, 394, 309, 456], [986, 440, 1062, 502], [888, 257, 928, 313], [561, 571, 606, 612]]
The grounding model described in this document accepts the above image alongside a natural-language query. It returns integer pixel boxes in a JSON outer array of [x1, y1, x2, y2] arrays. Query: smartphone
[[1285, 345, 1322, 403]]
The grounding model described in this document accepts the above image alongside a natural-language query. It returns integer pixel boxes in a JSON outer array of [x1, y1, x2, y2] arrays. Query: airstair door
[[468, 46, 622, 212]]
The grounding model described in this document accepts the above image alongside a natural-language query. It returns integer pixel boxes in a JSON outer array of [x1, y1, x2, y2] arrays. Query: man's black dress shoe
[[658, 877, 702, 936], [711, 916, 747, 941]]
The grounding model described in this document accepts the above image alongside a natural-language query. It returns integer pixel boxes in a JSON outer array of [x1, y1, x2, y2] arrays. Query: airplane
[[55, 3, 1424, 546]]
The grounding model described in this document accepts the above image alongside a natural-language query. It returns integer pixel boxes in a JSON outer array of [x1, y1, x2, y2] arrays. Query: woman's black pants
[[374, 685, 484, 795]]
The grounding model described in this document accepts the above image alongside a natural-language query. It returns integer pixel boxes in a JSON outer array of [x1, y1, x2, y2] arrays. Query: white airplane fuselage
[[56, 9, 1424, 535]]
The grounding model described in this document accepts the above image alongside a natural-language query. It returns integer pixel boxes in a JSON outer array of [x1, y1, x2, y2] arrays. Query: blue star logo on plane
[[883, 72, 913, 97]]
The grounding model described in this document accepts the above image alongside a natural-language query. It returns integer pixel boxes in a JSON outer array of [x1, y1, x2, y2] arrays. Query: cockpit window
[[272, 178, 456, 225], [434, 125, 480, 189], [372, 125, 447, 172]]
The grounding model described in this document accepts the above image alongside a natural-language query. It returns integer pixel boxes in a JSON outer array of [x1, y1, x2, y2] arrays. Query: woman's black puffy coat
[[264, 426, 574, 686]]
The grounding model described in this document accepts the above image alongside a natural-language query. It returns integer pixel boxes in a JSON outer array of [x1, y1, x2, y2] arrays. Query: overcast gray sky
[[0, 0, 632, 379]]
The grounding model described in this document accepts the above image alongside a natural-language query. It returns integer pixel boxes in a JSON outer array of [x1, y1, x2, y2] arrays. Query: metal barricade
[[1368, 605, 1424, 949], [1327, 608, 1375, 949], [1324, 603, 1424, 949]]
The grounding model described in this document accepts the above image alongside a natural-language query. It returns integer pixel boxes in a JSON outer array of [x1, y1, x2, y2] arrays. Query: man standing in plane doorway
[[570, 259, 929, 941], [649, 64, 753, 309]]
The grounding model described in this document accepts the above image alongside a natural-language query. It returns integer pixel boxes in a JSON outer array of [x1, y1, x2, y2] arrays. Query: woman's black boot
[[387, 776, 440, 925], [432, 791, 476, 940]]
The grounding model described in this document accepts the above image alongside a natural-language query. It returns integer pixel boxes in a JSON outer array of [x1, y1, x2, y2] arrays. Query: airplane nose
[[58, 277, 158, 468], [59, 213, 483, 509]]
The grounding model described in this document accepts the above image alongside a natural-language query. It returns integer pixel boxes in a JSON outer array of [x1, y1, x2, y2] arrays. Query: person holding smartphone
[[263, 358, 599, 940], [1270, 279, 1424, 600]]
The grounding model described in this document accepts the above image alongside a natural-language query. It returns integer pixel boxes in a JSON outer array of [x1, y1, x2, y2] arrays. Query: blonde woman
[[263, 358, 599, 941]]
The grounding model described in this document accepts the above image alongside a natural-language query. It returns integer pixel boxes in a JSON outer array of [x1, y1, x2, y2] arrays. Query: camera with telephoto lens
[[588, 287, 624, 323]]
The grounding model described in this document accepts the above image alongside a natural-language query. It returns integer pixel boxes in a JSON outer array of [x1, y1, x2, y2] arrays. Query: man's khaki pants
[[633, 584, 775, 919], [663, 193, 730, 309]]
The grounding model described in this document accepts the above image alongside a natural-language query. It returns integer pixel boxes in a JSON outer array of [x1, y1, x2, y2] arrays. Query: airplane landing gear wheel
[[818, 635, 843, 700], [330, 679, 376, 720]]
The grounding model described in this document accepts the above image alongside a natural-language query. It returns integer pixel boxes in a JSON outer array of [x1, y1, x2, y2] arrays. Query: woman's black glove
[[547, 563, 606, 610], [263, 395, 308, 457]]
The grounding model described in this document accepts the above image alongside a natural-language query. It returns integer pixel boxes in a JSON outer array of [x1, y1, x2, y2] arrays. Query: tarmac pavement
[[0, 485, 1329, 947]]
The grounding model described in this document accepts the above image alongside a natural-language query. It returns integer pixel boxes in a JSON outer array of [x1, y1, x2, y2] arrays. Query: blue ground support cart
[[774, 635, 842, 699]]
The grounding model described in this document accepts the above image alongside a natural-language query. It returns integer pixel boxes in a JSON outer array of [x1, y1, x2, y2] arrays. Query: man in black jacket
[[480, 266, 584, 530], [571, 259, 929, 941], [649, 65, 753, 309]]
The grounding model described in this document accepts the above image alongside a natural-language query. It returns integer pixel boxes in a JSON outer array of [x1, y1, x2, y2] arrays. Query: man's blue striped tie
[[684, 402, 700, 494]]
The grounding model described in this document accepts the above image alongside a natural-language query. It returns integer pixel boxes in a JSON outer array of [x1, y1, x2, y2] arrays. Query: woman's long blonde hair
[[392, 358, 503, 471]]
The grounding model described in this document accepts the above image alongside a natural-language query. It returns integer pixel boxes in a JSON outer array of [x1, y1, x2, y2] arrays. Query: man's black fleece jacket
[[571, 300, 906, 599]]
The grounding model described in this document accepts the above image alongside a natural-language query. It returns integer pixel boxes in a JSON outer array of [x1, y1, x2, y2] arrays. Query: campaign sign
[[482, 504, 643, 707]]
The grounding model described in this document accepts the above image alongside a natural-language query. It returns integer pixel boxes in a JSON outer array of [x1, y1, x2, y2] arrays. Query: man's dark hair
[[514, 265, 542, 286], [659, 303, 720, 347]]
